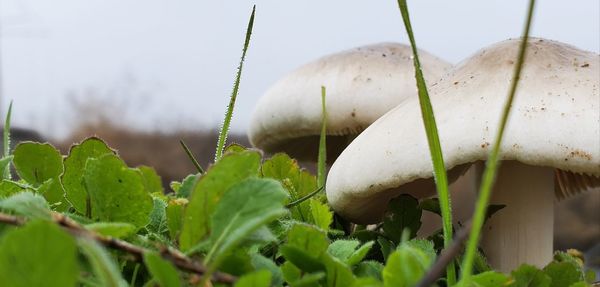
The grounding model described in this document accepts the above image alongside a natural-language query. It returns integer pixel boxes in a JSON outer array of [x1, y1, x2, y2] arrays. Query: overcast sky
[[1, 0, 599, 139]]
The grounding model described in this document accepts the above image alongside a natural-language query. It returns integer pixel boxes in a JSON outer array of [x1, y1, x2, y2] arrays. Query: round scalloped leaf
[[62, 137, 115, 214]]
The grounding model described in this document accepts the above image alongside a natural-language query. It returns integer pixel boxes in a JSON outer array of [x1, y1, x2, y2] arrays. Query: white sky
[[1, 0, 599, 139]]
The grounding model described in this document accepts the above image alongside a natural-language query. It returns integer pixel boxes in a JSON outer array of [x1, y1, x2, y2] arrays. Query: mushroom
[[248, 42, 475, 235], [325, 38, 600, 272], [248, 42, 451, 162]]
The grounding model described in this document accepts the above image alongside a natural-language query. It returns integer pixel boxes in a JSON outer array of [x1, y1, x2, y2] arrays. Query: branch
[[416, 220, 473, 287], [0, 212, 237, 284]]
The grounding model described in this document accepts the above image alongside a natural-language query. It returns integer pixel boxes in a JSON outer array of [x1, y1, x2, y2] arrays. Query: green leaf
[[37, 177, 69, 211], [328, 240, 361, 262], [13, 142, 62, 186], [85, 222, 136, 238], [204, 178, 288, 272], [0, 191, 50, 219], [377, 237, 395, 262], [281, 261, 302, 284], [234, 270, 272, 287], [146, 197, 169, 236], [138, 165, 164, 194], [251, 253, 284, 287], [310, 198, 333, 231], [281, 245, 326, 273], [543, 262, 582, 287], [174, 174, 197, 198], [352, 277, 383, 287], [289, 272, 326, 287], [0, 179, 25, 198], [281, 224, 330, 273], [454, 271, 509, 287], [78, 239, 128, 287], [62, 137, 115, 214], [286, 223, 330, 256], [354, 261, 384, 281], [0, 220, 78, 287], [214, 5, 255, 161], [180, 150, 261, 251], [322, 254, 355, 287], [219, 250, 254, 276], [382, 194, 422, 243], [84, 154, 153, 227], [328, 240, 374, 267], [404, 239, 436, 264], [262, 153, 318, 223], [510, 264, 551, 287], [382, 240, 435, 287], [585, 269, 596, 284], [418, 198, 441, 216], [166, 198, 187, 240], [143, 252, 181, 287]]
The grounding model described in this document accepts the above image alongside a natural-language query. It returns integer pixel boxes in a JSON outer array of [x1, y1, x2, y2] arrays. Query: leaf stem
[[460, 0, 536, 282], [396, 0, 455, 284], [285, 186, 324, 208]]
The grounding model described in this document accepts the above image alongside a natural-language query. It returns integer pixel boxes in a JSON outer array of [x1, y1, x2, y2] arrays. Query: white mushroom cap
[[248, 42, 451, 160], [326, 38, 600, 223]]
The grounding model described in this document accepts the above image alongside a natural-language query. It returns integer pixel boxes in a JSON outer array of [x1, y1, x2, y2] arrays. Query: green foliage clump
[[0, 139, 594, 286]]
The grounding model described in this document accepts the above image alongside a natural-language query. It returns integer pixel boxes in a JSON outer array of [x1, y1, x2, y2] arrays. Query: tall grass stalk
[[396, 0, 455, 284], [214, 6, 255, 161], [3, 101, 12, 179], [317, 86, 327, 188], [460, 0, 536, 282]]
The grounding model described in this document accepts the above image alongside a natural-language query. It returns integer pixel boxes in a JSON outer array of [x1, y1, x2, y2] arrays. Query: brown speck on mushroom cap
[[326, 38, 599, 223], [248, 42, 451, 161]]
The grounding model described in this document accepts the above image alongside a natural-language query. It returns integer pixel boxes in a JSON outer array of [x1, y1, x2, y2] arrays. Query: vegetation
[[0, 1, 596, 287]]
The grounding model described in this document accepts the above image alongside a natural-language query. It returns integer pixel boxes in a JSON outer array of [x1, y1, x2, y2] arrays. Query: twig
[[416, 220, 473, 287], [0, 212, 237, 284]]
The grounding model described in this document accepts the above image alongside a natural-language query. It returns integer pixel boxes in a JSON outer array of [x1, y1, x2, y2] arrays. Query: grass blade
[[460, 0, 536, 282], [396, 0, 455, 284], [3, 101, 13, 180], [179, 139, 204, 174], [317, 86, 327, 188], [214, 5, 256, 161]]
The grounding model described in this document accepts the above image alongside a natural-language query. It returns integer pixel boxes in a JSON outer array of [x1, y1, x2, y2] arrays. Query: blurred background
[[0, 0, 598, 271]]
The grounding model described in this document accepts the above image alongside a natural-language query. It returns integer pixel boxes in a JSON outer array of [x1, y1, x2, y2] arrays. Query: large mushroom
[[326, 38, 600, 272], [248, 42, 451, 161]]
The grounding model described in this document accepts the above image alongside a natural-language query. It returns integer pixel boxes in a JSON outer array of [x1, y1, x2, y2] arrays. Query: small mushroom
[[248, 42, 451, 162], [326, 38, 600, 272]]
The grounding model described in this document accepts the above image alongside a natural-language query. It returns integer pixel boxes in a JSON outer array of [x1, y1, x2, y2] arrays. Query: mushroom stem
[[478, 161, 554, 272]]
